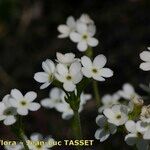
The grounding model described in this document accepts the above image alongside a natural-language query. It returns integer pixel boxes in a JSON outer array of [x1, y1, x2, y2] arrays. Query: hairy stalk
[[85, 47, 101, 107]]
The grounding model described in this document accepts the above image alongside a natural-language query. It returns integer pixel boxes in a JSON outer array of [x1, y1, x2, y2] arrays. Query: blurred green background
[[0, 0, 150, 149]]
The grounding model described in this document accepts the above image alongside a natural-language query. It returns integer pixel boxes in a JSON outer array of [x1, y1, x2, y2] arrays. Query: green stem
[[19, 129, 29, 150], [11, 117, 29, 150], [93, 80, 101, 107], [73, 110, 83, 140]]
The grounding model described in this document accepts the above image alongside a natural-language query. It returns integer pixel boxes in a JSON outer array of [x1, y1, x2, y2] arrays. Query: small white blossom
[[95, 115, 117, 142], [125, 120, 149, 150], [56, 52, 76, 65], [57, 16, 76, 38], [140, 47, 150, 71], [70, 22, 98, 51], [118, 83, 138, 100], [9, 89, 40, 116], [55, 61, 83, 92], [41, 87, 64, 109], [28, 133, 55, 150], [98, 93, 120, 113], [34, 59, 55, 89], [103, 104, 128, 126], [81, 55, 113, 81], [0, 95, 17, 126]]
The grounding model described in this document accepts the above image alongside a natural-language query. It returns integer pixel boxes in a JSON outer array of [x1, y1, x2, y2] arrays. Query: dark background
[[0, 0, 150, 149]]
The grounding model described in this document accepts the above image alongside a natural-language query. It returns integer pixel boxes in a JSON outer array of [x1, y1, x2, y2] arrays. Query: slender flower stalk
[[73, 110, 83, 140]]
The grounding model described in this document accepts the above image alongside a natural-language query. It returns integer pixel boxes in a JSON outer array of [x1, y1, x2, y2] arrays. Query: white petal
[[70, 61, 81, 75], [45, 59, 55, 73], [76, 22, 87, 34], [8, 98, 18, 107], [125, 133, 137, 146], [143, 129, 150, 139], [28, 103, 40, 111], [63, 82, 76, 92], [30, 133, 42, 141], [57, 25, 70, 38], [103, 108, 114, 119], [82, 67, 92, 78], [70, 32, 81, 42], [77, 41, 88, 52], [40, 82, 51, 89], [87, 37, 98, 47], [4, 116, 16, 125], [93, 74, 105, 81], [25, 92, 37, 102], [56, 64, 68, 76], [66, 16, 76, 28], [50, 87, 62, 99], [93, 55, 107, 68], [140, 62, 150, 71], [123, 83, 135, 96], [55, 73, 65, 83], [11, 89, 23, 100], [95, 129, 110, 142], [73, 72, 83, 84], [41, 99, 55, 108], [17, 108, 28, 116], [34, 72, 49, 83], [96, 115, 106, 127], [140, 51, 150, 61], [81, 56, 92, 68], [100, 68, 113, 78], [125, 120, 136, 133]]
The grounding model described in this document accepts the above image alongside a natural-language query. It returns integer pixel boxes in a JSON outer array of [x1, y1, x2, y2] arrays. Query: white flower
[[5, 143, 24, 150], [78, 14, 94, 25], [34, 59, 55, 89], [81, 55, 113, 81], [95, 115, 117, 142], [103, 104, 128, 126], [56, 52, 76, 65], [140, 105, 150, 123], [139, 47, 150, 71], [98, 93, 120, 112], [125, 120, 149, 150], [28, 133, 55, 150], [41, 87, 65, 109], [55, 61, 83, 92], [118, 83, 138, 100], [70, 22, 98, 51], [9, 89, 40, 116], [0, 95, 17, 125], [57, 16, 76, 38]]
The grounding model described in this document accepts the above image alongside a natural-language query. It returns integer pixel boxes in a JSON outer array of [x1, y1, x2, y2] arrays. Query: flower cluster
[[0, 89, 40, 126], [41, 87, 91, 120], [57, 14, 98, 51], [5, 133, 55, 150], [95, 83, 150, 150], [34, 52, 113, 92]]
